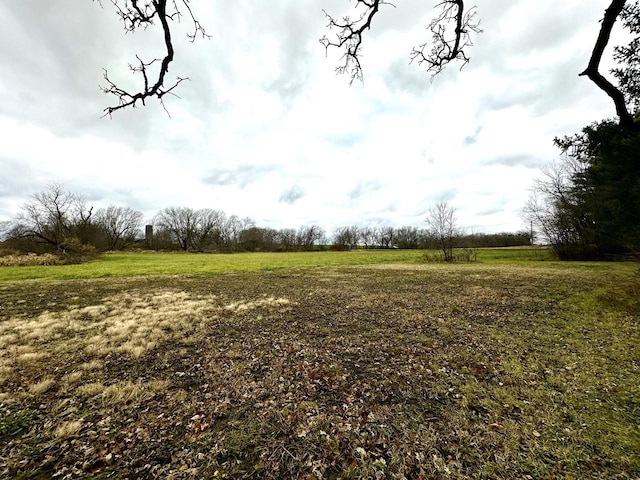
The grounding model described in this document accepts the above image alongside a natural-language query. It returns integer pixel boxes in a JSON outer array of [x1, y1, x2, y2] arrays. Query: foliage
[[526, 119, 640, 259], [0, 410, 36, 438]]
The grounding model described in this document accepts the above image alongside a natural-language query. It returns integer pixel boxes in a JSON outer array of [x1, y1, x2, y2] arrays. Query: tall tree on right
[[526, 2, 640, 259]]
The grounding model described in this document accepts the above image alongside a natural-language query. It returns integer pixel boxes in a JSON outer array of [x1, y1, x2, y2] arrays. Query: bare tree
[[154, 206, 198, 251], [12, 184, 93, 253], [221, 215, 255, 252], [373, 226, 395, 248], [395, 226, 421, 249], [153, 207, 228, 251], [359, 226, 375, 249], [277, 228, 298, 252], [425, 201, 460, 262], [333, 226, 360, 250], [95, 205, 144, 250], [409, 1, 482, 76], [523, 185, 592, 259], [319, 0, 391, 83], [296, 225, 325, 251], [191, 208, 226, 251]]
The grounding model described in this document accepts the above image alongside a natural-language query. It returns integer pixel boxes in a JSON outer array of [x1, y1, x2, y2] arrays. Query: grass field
[[0, 248, 557, 282], [0, 249, 638, 478]]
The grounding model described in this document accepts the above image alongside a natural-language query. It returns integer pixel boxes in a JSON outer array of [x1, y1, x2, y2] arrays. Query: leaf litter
[[0, 264, 638, 478]]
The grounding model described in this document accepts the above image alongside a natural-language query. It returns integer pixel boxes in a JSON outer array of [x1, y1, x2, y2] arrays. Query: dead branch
[[101, 0, 208, 117], [321, 0, 479, 83], [320, 0, 395, 83], [410, 0, 481, 77]]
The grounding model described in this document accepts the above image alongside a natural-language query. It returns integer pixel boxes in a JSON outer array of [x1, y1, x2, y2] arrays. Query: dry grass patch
[[0, 365, 12, 384], [75, 381, 106, 398], [14, 351, 50, 366], [0, 253, 64, 267], [80, 359, 102, 371], [53, 420, 83, 439], [101, 380, 168, 406], [28, 378, 56, 395], [224, 296, 291, 313], [0, 289, 225, 364], [61, 371, 83, 386]]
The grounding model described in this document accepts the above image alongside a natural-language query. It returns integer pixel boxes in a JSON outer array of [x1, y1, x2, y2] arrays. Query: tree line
[[524, 118, 640, 260], [0, 185, 532, 256]]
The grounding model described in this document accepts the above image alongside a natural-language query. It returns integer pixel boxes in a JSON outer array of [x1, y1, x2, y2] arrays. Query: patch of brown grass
[[0, 253, 65, 267], [28, 378, 56, 395], [53, 420, 83, 439]]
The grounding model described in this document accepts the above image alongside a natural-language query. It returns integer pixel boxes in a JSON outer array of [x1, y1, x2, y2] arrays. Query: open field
[[0, 251, 638, 478], [0, 248, 557, 282]]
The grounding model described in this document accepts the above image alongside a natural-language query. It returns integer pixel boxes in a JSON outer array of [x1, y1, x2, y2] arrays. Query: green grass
[[0, 247, 568, 282], [0, 410, 36, 438], [0, 250, 424, 281]]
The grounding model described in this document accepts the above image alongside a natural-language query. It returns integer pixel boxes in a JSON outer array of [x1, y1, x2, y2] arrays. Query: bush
[[0, 253, 65, 267], [423, 248, 478, 263], [59, 237, 99, 264], [0, 238, 100, 267]]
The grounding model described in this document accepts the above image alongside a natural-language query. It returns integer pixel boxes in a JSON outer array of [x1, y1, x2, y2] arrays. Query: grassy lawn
[[0, 247, 564, 282], [0, 251, 638, 478], [0, 250, 426, 282]]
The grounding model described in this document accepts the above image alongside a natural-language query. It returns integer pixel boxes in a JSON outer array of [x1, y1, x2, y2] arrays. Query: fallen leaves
[[0, 266, 638, 478]]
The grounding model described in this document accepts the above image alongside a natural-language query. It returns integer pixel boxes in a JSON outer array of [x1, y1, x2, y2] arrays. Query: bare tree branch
[[100, 0, 209, 117], [580, 0, 635, 129], [321, 0, 480, 83], [611, 1, 640, 113], [320, 0, 395, 83], [410, 1, 481, 77]]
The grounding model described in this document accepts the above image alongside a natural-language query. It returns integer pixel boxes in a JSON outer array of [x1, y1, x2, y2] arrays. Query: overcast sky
[[0, 0, 626, 234]]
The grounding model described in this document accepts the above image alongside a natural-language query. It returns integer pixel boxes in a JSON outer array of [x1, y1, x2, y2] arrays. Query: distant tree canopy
[[97, 0, 639, 130], [1, 185, 532, 256]]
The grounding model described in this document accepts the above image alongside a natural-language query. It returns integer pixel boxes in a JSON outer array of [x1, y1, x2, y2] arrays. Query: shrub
[[0, 253, 65, 267], [423, 248, 478, 263]]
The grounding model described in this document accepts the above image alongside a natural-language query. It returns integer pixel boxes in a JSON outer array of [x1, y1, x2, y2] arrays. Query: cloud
[[383, 59, 429, 95], [203, 164, 278, 188], [348, 179, 383, 201], [476, 206, 505, 217], [279, 184, 305, 204], [462, 126, 483, 146], [483, 154, 543, 169]]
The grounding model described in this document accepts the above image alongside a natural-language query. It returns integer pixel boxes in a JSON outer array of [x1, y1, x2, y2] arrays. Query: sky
[[0, 0, 627, 235]]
